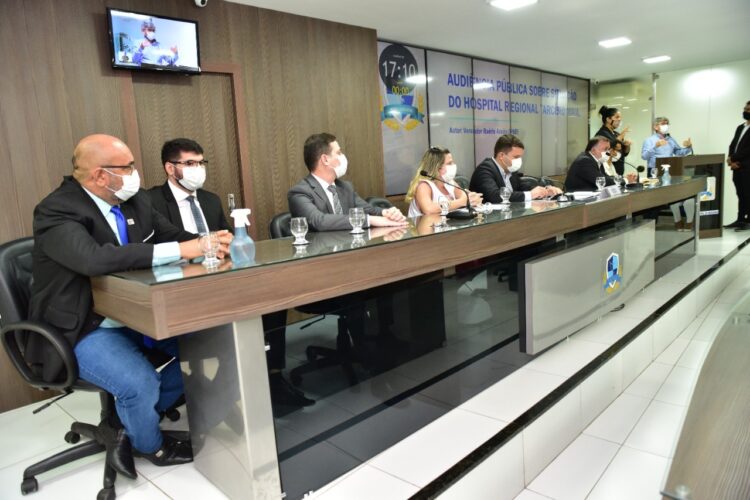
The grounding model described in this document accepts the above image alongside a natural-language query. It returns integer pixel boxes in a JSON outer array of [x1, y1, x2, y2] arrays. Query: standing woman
[[596, 105, 631, 176], [405, 146, 481, 217]]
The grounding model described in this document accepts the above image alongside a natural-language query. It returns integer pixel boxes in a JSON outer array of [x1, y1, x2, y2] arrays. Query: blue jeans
[[74, 327, 183, 453]]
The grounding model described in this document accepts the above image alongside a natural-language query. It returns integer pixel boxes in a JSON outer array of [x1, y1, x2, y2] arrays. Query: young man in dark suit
[[288, 133, 407, 231], [148, 138, 231, 235], [470, 134, 559, 203], [29, 134, 231, 468], [564, 136, 617, 192], [726, 101, 750, 230]]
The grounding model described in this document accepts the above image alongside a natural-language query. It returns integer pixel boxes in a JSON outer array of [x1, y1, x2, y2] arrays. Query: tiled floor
[[2, 233, 749, 500]]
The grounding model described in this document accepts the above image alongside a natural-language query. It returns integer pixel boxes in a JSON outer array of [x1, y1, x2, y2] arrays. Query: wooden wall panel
[[0, 0, 383, 411]]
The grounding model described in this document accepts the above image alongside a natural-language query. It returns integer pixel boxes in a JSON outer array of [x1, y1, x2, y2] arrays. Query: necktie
[[110, 206, 129, 245], [186, 196, 208, 234], [327, 185, 343, 215]]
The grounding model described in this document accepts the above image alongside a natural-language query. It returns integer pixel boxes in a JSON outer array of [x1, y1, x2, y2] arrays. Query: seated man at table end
[[28, 134, 231, 469], [149, 138, 313, 410], [564, 136, 616, 192], [288, 132, 407, 231], [470, 134, 560, 203]]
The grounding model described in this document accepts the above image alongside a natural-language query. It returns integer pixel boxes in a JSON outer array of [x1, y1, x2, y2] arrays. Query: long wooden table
[[91, 177, 703, 500]]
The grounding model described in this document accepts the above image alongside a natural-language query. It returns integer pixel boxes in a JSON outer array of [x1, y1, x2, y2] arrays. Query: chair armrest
[[1, 321, 78, 389]]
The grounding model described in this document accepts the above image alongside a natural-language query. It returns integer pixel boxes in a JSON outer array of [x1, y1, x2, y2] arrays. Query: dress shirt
[[641, 133, 693, 169], [82, 187, 181, 327], [167, 180, 210, 235], [493, 158, 531, 201]]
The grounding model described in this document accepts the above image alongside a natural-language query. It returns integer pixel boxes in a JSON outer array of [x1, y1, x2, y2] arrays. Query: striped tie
[[186, 196, 208, 234], [327, 185, 343, 215]]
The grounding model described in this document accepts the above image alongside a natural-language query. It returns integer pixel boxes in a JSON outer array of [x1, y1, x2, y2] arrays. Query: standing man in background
[[726, 101, 750, 230], [641, 116, 693, 177]]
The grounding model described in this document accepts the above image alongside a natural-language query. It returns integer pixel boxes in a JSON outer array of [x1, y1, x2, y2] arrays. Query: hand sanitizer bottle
[[661, 164, 671, 185], [229, 208, 255, 266]]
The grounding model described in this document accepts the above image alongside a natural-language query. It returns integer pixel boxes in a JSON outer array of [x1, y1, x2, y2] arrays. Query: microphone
[[420, 170, 476, 218]]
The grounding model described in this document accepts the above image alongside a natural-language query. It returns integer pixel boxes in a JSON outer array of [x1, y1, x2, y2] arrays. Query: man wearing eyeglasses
[[148, 138, 231, 235], [29, 134, 232, 472]]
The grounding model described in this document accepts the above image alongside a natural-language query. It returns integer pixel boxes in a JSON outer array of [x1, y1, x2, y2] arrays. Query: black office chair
[[0, 238, 135, 499], [365, 196, 394, 210], [453, 175, 470, 190], [518, 174, 542, 191], [268, 213, 364, 386]]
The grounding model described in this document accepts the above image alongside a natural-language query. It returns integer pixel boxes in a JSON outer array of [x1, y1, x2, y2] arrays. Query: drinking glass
[[650, 167, 659, 179], [227, 193, 236, 212], [348, 207, 365, 234], [436, 195, 450, 227], [500, 187, 511, 204], [290, 217, 309, 245], [199, 232, 221, 267], [595, 176, 606, 191]]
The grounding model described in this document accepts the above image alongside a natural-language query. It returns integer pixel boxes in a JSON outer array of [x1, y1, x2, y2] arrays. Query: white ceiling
[[226, 0, 750, 82]]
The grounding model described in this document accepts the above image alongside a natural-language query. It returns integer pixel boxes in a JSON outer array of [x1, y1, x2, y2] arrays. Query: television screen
[[107, 8, 201, 74]]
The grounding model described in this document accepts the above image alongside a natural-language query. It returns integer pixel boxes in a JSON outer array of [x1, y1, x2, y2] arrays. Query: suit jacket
[[564, 152, 615, 192], [287, 174, 382, 231], [148, 181, 231, 234], [729, 123, 750, 168], [469, 157, 527, 203], [28, 176, 194, 382]]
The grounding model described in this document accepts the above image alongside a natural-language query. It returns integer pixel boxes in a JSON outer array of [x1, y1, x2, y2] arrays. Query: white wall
[[595, 58, 750, 223]]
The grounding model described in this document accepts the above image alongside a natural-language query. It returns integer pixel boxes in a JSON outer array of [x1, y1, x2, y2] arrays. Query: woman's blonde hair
[[404, 146, 450, 203]]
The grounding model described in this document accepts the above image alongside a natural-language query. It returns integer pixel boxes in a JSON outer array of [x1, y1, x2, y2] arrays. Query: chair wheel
[[97, 487, 116, 500], [165, 408, 180, 422], [21, 477, 38, 495], [64, 431, 81, 444]]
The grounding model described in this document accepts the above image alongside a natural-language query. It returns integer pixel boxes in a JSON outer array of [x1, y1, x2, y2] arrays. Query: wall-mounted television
[[107, 8, 201, 74]]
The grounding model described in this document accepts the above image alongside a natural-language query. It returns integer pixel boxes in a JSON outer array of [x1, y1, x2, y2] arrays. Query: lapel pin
[[127, 219, 135, 225]]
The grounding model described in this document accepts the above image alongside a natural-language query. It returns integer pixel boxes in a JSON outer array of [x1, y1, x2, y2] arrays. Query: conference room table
[[91, 176, 704, 500]]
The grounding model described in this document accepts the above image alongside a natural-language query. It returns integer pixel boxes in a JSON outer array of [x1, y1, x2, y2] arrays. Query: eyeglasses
[[169, 159, 209, 168], [101, 164, 136, 175]]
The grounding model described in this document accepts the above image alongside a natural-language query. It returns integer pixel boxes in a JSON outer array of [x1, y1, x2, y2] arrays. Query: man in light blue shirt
[[641, 116, 693, 175]]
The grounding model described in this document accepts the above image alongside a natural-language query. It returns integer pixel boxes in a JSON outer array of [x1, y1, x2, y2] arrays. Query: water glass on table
[[348, 207, 365, 234], [500, 187, 511, 204], [199, 232, 221, 267], [595, 176, 606, 191], [290, 217, 309, 245]]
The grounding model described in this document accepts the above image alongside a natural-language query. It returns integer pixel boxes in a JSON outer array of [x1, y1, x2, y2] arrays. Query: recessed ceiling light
[[598, 37, 632, 49], [612, 96, 624, 99], [622, 106, 630, 110], [487, 0, 538, 11], [643, 55, 671, 64], [627, 98, 638, 102], [642, 108, 650, 112]]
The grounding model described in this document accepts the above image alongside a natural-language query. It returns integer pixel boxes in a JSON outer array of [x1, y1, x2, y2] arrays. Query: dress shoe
[[725, 219, 744, 228], [135, 434, 193, 466], [269, 372, 315, 408], [685, 222, 694, 231], [674, 220, 685, 231], [107, 428, 137, 479]]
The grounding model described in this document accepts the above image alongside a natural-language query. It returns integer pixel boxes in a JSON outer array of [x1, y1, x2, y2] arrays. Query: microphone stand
[[419, 170, 476, 219]]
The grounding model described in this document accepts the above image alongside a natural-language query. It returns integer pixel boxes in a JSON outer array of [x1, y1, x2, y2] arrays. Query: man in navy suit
[[564, 136, 616, 192], [30, 134, 231, 467], [726, 101, 750, 230]]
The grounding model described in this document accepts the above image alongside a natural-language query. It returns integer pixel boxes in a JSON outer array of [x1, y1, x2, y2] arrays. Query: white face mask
[[145, 31, 156, 41], [599, 151, 610, 163], [659, 124, 669, 134], [104, 168, 140, 202], [333, 154, 348, 178], [611, 152, 622, 162], [508, 157, 523, 173], [177, 166, 206, 192], [442, 163, 457, 182]]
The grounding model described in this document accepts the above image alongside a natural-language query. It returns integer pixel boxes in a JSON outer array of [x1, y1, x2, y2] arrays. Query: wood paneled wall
[[0, 0, 384, 411]]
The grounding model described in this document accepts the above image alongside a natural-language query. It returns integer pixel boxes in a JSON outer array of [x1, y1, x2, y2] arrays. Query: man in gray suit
[[288, 132, 407, 231]]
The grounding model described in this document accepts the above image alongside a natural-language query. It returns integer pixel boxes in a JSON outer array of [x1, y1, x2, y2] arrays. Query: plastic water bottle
[[661, 164, 671, 185], [229, 208, 255, 266]]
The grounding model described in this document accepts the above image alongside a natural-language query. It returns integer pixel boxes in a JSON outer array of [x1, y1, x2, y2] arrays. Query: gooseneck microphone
[[420, 170, 476, 218]]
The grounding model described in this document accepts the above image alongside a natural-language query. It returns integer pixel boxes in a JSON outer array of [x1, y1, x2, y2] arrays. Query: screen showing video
[[108, 9, 201, 74]]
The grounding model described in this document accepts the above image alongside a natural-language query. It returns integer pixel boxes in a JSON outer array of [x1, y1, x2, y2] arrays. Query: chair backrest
[[269, 212, 292, 239], [519, 175, 542, 191], [0, 237, 34, 327], [453, 175, 470, 190], [365, 196, 394, 209]]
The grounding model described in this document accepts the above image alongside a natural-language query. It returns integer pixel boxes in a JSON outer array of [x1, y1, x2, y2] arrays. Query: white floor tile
[[620, 326, 653, 388], [653, 366, 698, 406], [623, 362, 671, 399], [522, 389, 583, 482], [315, 465, 417, 500], [460, 368, 564, 423], [527, 434, 618, 500], [524, 339, 607, 378], [654, 338, 690, 365], [691, 317, 724, 342], [676, 340, 710, 369], [118, 481, 171, 499], [588, 446, 668, 500], [580, 356, 622, 425], [514, 490, 552, 500], [437, 435, 524, 500], [368, 408, 506, 487], [0, 402, 75, 470], [624, 400, 686, 458], [573, 314, 643, 346], [584, 393, 651, 445], [150, 462, 229, 500], [55, 391, 101, 425]]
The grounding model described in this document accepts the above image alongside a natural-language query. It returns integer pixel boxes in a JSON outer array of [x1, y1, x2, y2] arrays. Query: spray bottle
[[229, 209, 255, 266]]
